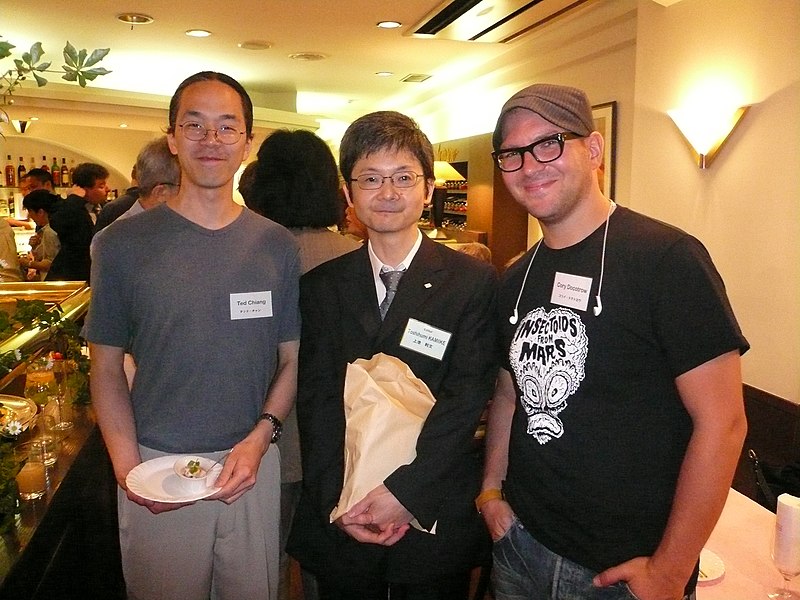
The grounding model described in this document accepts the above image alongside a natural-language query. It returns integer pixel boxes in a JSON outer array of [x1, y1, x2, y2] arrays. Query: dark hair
[[246, 129, 344, 228], [238, 161, 258, 204], [339, 111, 434, 187], [24, 168, 54, 187], [72, 163, 109, 188], [168, 71, 253, 137], [22, 189, 59, 214]]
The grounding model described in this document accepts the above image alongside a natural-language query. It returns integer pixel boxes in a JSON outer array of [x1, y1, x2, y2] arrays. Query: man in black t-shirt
[[478, 83, 749, 600]]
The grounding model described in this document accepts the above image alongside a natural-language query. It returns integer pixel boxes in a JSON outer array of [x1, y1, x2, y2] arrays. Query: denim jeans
[[491, 516, 695, 600]]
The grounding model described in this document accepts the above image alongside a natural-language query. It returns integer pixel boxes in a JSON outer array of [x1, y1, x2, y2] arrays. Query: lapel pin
[[424, 282, 432, 288]]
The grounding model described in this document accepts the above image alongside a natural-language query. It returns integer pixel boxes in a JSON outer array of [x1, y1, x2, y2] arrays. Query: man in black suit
[[288, 111, 498, 599]]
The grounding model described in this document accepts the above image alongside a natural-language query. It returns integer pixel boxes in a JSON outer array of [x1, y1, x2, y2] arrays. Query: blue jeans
[[492, 516, 695, 600]]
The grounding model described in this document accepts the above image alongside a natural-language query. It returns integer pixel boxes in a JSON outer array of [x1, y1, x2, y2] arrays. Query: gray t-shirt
[[85, 204, 301, 452]]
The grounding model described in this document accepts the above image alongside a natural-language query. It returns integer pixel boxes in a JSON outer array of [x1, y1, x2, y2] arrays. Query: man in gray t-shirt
[[85, 71, 300, 600]]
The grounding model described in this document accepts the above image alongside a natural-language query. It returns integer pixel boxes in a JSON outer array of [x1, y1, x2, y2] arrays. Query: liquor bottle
[[0, 195, 8, 217], [7, 195, 15, 219], [69, 158, 76, 183], [29, 157, 36, 171], [51, 157, 61, 186], [60, 158, 70, 186], [17, 157, 26, 181], [41, 155, 50, 172], [4, 155, 14, 187]]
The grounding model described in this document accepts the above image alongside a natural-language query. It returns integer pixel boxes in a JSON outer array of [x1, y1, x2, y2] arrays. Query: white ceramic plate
[[0, 394, 38, 436], [126, 455, 222, 503], [698, 548, 725, 585]]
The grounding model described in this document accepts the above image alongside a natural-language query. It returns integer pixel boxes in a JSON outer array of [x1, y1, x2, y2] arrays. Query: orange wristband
[[475, 488, 503, 513]]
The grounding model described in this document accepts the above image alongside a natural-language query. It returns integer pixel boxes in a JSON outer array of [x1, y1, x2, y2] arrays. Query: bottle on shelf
[[0, 195, 9, 217], [4, 155, 14, 187], [8, 195, 15, 219], [69, 158, 76, 183], [41, 155, 50, 172], [29, 157, 36, 171], [51, 157, 61, 186], [61, 158, 70, 186], [17, 157, 26, 182]]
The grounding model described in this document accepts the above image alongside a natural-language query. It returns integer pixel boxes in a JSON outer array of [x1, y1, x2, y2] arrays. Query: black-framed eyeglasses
[[492, 132, 584, 172], [178, 121, 245, 145], [350, 171, 423, 190]]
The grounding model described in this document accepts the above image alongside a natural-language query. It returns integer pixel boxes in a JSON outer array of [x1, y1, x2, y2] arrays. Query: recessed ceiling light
[[117, 13, 154, 25], [29, 116, 39, 121], [238, 40, 273, 50], [377, 21, 402, 29], [185, 29, 212, 38], [119, 123, 128, 128], [401, 73, 432, 83], [288, 52, 327, 61], [375, 72, 393, 77]]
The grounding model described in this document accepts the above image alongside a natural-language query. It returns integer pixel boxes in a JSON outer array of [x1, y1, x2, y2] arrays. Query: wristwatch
[[256, 412, 283, 443]]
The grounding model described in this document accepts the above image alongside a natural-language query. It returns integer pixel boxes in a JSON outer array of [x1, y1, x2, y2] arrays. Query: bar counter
[[0, 407, 123, 599]]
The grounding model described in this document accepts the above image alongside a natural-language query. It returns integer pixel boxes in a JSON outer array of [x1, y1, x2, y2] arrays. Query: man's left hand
[[346, 484, 414, 533], [207, 437, 266, 504], [594, 556, 687, 600]]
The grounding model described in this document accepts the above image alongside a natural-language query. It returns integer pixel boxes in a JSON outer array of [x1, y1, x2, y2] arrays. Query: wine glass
[[50, 358, 73, 431], [24, 357, 57, 408], [770, 507, 800, 599]]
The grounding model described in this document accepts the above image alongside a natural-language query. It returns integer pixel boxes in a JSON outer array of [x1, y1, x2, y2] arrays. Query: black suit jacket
[[47, 194, 93, 281], [287, 236, 498, 585]]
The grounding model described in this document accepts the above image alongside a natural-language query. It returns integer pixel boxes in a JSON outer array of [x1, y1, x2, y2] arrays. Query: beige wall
[[630, 0, 800, 401]]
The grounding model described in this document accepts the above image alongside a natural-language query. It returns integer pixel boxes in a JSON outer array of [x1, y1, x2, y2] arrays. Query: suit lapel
[[336, 246, 382, 340]]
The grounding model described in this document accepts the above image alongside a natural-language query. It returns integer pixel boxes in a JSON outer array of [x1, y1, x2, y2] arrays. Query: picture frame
[[592, 101, 617, 200]]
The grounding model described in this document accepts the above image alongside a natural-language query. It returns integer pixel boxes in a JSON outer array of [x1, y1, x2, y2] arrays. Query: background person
[[94, 165, 139, 234], [479, 83, 748, 600], [20, 190, 61, 280], [243, 128, 360, 600]]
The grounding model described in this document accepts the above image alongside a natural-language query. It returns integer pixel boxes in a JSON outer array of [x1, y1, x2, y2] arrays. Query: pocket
[[492, 514, 521, 544]]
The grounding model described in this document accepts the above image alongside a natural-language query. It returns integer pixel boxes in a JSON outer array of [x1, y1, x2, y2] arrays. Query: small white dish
[[174, 455, 215, 494], [126, 455, 223, 503], [698, 548, 725, 585]]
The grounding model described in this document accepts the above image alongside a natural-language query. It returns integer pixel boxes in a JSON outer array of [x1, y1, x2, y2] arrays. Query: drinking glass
[[31, 414, 59, 466], [770, 509, 800, 599], [51, 359, 73, 431], [16, 442, 47, 500], [24, 357, 57, 408]]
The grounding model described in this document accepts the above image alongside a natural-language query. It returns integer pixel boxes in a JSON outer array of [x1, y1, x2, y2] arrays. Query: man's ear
[[342, 183, 355, 208], [586, 131, 605, 169]]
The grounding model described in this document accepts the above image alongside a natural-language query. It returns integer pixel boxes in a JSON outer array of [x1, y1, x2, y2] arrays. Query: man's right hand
[[480, 498, 516, 541], [122, 483, 195, 514]]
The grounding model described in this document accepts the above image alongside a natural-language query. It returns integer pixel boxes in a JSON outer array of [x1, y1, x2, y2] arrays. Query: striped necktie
[[379, 270, 405, 320]]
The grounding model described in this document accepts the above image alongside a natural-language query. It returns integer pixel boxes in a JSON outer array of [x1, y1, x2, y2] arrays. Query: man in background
[[94, 164, 139, 234], [86, 71, 300, 599], [46, 162, 107, 281], [479, 83, 748, 600]]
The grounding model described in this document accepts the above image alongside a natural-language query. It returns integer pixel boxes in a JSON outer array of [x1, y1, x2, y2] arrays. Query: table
[[699, 488, 794, 599]]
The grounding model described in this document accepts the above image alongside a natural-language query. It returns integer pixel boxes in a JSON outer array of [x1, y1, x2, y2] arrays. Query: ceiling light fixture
[[119, 123, 128, 128], [375, 72, 393, 77], [377, 21, 402, 29], [288, 52, 327, 61], [238, 40, 273, 50], [117, 13, 154, 30], [185, 29, 212, 38]]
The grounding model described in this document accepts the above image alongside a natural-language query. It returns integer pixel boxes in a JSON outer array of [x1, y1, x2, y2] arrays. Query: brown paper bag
[[330, 353, 436, 529]]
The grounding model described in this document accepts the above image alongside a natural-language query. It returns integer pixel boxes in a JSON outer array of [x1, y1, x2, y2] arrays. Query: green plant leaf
[[13, 58, 26, 72], [77, 48, 87, 68], [77, 73, 86, 87], [84, 48, 110, 68], [61, 70, 78, 82], [33, 72, 47, 87], [82, 67, 112, 80], [21, 52, 32, 66], [0, 41, 16, 60], [63, 41, 78, 67], [35, 62, 52, 72], [29, 42, 44, 65]]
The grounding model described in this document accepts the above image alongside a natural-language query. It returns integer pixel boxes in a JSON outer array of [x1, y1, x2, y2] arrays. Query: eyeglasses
[[178, 122, 245, 145], [350, 171, 423, 190], [492, 132, 584, 172]]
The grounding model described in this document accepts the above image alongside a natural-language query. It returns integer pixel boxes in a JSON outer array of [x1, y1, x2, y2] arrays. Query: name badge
[[400, 318, 452, 361], [230, 291, 273, 320], [551, 272, 592, 312]]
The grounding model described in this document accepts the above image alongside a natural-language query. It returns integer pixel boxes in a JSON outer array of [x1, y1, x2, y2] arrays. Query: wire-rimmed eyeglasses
[[350, 171, 423, 190], [492, 132, 584, 172], [178, 122, 245, 145]]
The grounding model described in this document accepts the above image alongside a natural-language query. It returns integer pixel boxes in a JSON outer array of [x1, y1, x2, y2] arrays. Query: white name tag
[[400, 318, 452, 360], [551, 272, 592, 312], [230, 291, 273, 320]]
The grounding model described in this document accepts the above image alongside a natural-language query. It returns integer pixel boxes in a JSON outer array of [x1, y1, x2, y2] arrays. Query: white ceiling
[[3, 0, 519, 128]]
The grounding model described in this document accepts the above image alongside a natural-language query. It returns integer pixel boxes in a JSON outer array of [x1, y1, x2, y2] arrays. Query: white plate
[[698, 548, 725, 585], [126, 455, 222, 503], [0, 394, 37, 436]]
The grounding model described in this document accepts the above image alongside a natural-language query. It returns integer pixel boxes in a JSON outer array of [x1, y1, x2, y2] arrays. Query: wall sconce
[[11, 119, 30, 134], [668, 105, 749, 169]]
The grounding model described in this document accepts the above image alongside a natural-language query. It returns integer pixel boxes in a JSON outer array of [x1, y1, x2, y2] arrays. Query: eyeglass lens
[[495, 132, 581, 172], [354, 172, 421, 190], [180, 123, 243, 145]]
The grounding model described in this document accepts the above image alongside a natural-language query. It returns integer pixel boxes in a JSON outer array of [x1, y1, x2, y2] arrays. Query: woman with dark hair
[[245, 129, 360, 600], [20, 190, 61, 280]]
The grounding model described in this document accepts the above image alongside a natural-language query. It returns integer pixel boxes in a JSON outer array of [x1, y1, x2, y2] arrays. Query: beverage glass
[[31, 420, 59, 467], [16, 443, 47, 500], [51, 359, 73, 431], [24, 358, 57, 408], [770, 494, 800, 599]]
